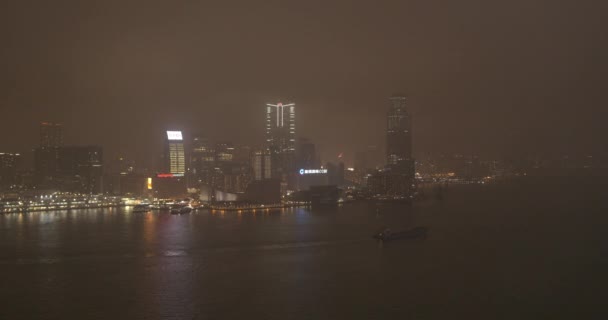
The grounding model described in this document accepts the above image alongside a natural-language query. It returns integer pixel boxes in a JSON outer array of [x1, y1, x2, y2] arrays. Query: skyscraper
[[296, 138, 318, 170], [56, 146, 104, 194], [367, 95, 415, 199], [35, 122, 63, 186], [386, 96, 412, 166], [253, 150, 272, 181], [265, 102, 296, 178], [190, 135, 215, 186], [266, 102, 296, 152], [40, 122, 63, 148], [0, 152, 21, 189], [165, 131, 185, 175]]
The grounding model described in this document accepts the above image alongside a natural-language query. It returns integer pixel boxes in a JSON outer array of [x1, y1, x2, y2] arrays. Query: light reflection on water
[[0, 178, 607, 319]]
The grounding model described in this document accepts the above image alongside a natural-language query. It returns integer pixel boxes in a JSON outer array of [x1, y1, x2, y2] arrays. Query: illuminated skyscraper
[[165, 131, 185, 175], [253, 150, 272, 181], [190, 135, 215, 186], [265, 102, 296, 181], [386, 96, 412, 166], [266, 102, 296, 154]]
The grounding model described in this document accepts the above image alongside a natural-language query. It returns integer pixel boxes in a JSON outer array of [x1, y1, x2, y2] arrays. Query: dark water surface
[[1, 177, 607, 319]]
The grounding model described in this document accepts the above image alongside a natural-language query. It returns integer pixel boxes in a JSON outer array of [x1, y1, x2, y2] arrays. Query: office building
[[369, 95, 416, 198], [253, 150, 272, 181], [0, 153, 21, 189], [56, 146, 104, 194], [296, 168, 329, 191], [190, 135, 215, 186], [265, 102, 296, 180], [215, 142, 235, 162], [165, 131, 185, 175], [326, 162, 345, 186], [40, 122, 63, 148], [387, 96, 412, 166], [368, 167, 415, 199], [296, 138, 318, 169]]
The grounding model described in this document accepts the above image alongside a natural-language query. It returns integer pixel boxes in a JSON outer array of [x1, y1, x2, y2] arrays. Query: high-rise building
[[190, 135, 215, 186], [35, 122, 63, 186], [265, 102, 296, 179], [369, 95, 416, 199], [34, 147, 59, 185], [215, 142, 235, 162], [327, 162, 345, 186], [296, 138, 318, 169], [386, 96, 412, 166], [0, 152, 21, 189], [40, 122, 63, 148], [56, 146, 104, 194], [253, 150, 272, 181], [164, 131, 185, 175]]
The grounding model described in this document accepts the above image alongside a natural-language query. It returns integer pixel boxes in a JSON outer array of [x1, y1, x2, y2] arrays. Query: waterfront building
[[296, 168, 329, 191], [367, 167, 415, 199], [34, 144, 104, 194], [164, 131, 185, 175], [0, 153, 21, 190], [296, 138, 318, 169], [56, 146, 104, 194], [190, 135, 215, 187], [35, 122, 64, 186], [379, 95, 415, 197], [387, 96, 412, 166], [265, 102, 296, 185], [152, 173, 187, 198], [326, 162, 345, 186], [253, 150, 272, 181]]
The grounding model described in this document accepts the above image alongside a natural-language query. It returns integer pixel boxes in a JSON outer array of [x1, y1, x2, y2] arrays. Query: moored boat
[[373, 226, 428, 241], [132, 204, 150, 213]]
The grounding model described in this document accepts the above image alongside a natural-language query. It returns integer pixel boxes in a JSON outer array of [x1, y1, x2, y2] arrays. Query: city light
[[166, 131, 183, 140], [299, 168, 328, 175]]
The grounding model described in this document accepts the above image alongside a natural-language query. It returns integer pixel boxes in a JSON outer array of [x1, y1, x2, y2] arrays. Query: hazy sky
[[1, 0, 607, 167]]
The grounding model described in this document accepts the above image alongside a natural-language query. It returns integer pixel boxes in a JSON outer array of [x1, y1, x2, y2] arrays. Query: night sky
[[1, 0, 607, 168]]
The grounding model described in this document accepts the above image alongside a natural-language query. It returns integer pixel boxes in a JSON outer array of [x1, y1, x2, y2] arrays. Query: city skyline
[[1, 2, 606, 318], [1, 1, 606, 168]]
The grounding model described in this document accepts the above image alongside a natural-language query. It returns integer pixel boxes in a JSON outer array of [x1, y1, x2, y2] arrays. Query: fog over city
[[1, 1, 607, 319], [2, 1, 607, 168]]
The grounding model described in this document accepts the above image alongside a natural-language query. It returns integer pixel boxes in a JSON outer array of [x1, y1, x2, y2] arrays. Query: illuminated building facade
[[253, 150, 272, 181], [190, 135, 215, 186], [296, 168, 329, 191], [265, 102, 296, 181], [165, 131, 185, 175], [215, 142, 235, 163]]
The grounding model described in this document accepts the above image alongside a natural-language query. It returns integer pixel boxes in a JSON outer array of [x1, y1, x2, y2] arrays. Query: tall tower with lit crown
[[165, 131, 185, 175], [265, 102, 296, 180]]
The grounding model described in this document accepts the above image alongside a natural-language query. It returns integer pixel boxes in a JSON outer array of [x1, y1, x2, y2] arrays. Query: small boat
[[373, 226, 428, 241], [170, 205, 193, 215], [133, 204, 150, 213], [179, 206, 193, 214]]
